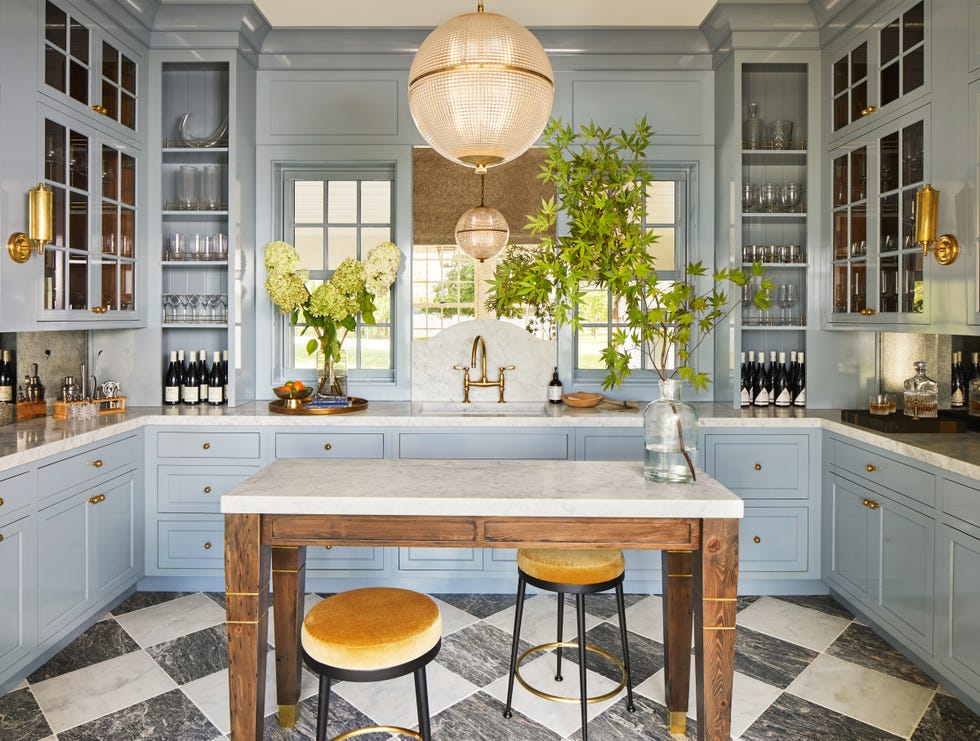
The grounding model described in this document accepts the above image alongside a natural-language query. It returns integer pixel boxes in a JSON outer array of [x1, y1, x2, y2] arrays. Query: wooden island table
[[222, 459, 742, 741]]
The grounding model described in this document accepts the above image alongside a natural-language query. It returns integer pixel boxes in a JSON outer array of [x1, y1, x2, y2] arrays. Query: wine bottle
[[177, 349, 187, 386], [752, 349, 769, 406], [0, 350, 13, 404], [163, 351, 181, 406], [182, 350, 200, 405], [221, 349, 229, 404], [951, 351, 965, 408], [765, 350, 777, 406], [208, 351, 223, 405], [773, 351, 792, 407], [788, 350, 799, 391], [739, 351, 750, 407], [198, 348, 209, 403], [793, 351, 807, 407], [548, 367, 563, 403]]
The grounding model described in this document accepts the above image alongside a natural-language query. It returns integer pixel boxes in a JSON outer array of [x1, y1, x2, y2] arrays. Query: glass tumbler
[[177, 165, 198, 210], [202, 165, 221, 210]]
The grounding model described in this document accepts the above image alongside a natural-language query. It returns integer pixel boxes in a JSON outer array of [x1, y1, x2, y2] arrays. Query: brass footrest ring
[[514, 641, 627, 705], [333, 725, 421, 740]]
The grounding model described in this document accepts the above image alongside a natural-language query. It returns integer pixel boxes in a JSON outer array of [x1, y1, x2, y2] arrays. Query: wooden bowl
[[562, 392, 603, 408]]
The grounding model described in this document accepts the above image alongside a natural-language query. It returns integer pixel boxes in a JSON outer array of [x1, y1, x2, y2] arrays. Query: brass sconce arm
[[7, 183, 53, 263], [914, 183, 958, 265]]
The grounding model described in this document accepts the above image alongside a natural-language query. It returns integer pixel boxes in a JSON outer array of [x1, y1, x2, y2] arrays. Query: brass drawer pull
[[204, 486, 212, 494], [866, 464, 877, 472], [324, 443, 333, 451], [867, 500, 880, 510], [91, 104, 109, 115], [92, 459, 104, 468], [753, 536, 761, 543], [0, 534, 3, 543], [754, 463, 762, 471], [324, 545, 333, 550], [204, 541, 212, 550], [203, 442, 211, 450], [0, 497, 4, 507], [91, 306, 108, 314], [88, 494, 106, 504]]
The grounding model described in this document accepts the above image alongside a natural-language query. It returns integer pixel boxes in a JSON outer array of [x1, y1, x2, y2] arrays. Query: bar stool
[[301, 587, 442, 741], [504, 548, 635, 741]]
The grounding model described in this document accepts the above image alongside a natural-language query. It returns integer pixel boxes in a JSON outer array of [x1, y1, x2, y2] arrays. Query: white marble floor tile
[[482, 650, 622, 739], [637, 663, 781, 738], [12, 679, 28, 691], [333, 661, 478, 731], [31, 650, 176, 733], [737, 596, 850, 652], [483, 594, 603, 648], [182, 650, 318, 735], [787, 653, 935, 737], [114, 593, 226, 648], [623, 595, 665, 642], [430, 596, 480, 637], [267, 594, 323, 647]]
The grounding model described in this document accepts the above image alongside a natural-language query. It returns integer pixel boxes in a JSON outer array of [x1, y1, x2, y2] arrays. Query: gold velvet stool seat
[[504, 549, 635, 741], [301, 587, 442, 741]]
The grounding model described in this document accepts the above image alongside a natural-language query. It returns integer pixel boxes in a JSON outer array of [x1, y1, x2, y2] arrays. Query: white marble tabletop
[[220, 458, 744, 518]]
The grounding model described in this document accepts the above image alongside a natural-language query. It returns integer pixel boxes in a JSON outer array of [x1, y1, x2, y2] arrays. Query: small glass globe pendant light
[[409, 2, 554, 174], [455, 174, 509, 262]]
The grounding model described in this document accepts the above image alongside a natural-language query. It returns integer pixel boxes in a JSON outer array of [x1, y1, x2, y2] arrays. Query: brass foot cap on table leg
[[278, 704, 298, 727], [668, 710, 687, 735]]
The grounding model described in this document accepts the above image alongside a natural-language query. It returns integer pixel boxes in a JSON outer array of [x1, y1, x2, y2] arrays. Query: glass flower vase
[[315, 349, 348, 399], [643, 379, 699, 483]]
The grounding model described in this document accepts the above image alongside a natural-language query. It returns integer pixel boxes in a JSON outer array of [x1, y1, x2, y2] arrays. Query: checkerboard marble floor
[[2, 591, 978, 740]]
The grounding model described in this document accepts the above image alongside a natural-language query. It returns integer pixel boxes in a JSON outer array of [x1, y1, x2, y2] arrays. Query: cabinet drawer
[[399, 547, 484, 571], [38, 435, 137, 502], [398, 432, 569, 460], [157, 520, 224, 569], [579, 433, 643, 461], [275, 432, 384, 460], [829, 437, 935, 507], [943, 479, 980, 530], [705, 434, 808, 499], [307, 545, 385, 571], [157, 432, 260, 459], [0, 471, 32, 521], [739, 506, 808, 572], [157, 466, 260, 513]]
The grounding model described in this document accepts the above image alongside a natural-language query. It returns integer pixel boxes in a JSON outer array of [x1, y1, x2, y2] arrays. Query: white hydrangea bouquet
[[263, 239, 401, 368]]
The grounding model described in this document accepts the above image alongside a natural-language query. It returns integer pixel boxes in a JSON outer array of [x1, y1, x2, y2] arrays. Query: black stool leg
[[316, 674, 331, 741], [576, 593, 589, 741], [555, 592, 565, 681], [504, 573, 527, 718], [615, 583, 636, 712], [414, 665, 432, 741]]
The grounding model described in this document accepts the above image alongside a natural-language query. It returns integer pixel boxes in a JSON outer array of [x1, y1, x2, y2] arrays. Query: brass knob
[[0, 497, 4, 507], [91, 306, 108, 314], [92, 459, 104, 468], [324, 545, 333, 550], [860, 309, 877, 315], [868, 501, 880, 510], [204, 541, 212, 550], [754, 463, 762, 471], [324, 443, 332, 451], [204, 486, 212, 494], [91, 104, 109, 115], [753, 536, 761, 543], [862, 498, 870, 506], [866, 464, 877, 472], [0, 534, 3, 543], [88, 494, 103, 504], [203, 442, 211, 450]]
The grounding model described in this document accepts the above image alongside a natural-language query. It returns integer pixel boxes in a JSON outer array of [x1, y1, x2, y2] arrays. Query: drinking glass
[[177, 165, 198, 210], [176, 294, 192, 323], [162, 295, 171, 323], [742, 183, 756, 213], [741, 282, 757, 325], [770, 120, 794, 150], [204, 294, 220, 323], [168, 233, 184, 261], [218, 294, 229, 323], [202, 165, 221, 210], [786, 284, 800, 325], [780, 182, 801, 212], [188, 294, 202, 323], [213, 233, 229, 261], [757, 183, 777, 213]]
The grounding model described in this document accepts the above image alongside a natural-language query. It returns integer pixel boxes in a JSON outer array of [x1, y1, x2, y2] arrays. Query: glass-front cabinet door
[[832, 147, 868, 314], [833, 42, 869, 132], [878, 1, 925, 109]]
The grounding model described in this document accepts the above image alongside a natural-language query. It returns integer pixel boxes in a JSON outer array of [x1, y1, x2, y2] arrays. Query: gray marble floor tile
[[569, 622, 664, 686], [435, 621, 532, 688], [0, 687, 54, 741], [561, 592, 646, 620], [774, 594, 854, 621], [146, 624, 230, 685], [430, 690, 560, 741], [741, 692, 902, 740], [826, 623, 937, 688], [28, 619, 140, 683], [57, 688, 219, 741], [734, 626, 818, 689], [911, 692, 980, 740], [113, 591, 194, 616], [568, 695, 697, 740], [203, 592, 226, 611], [736, 595, 761, 612], [262, 694, 387, 740], [433, 593, 517, 619]]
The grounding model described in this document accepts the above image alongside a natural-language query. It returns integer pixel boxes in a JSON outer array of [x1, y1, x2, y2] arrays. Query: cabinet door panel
[[0, 516, 33, 674], [92, 475, 137, 597], [939, 526, 980, 692], [739, 507, 808, 572], [306, 546, 385, 572], [37, 496, 90, 641], [398, 547, 484, 572], [829, 475, 875, 602], [878, 496, 934, 650]]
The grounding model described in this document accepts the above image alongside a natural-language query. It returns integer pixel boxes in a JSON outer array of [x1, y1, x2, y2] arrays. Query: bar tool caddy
[[53, 363, 126, 419], [16, 363, 48, 421]]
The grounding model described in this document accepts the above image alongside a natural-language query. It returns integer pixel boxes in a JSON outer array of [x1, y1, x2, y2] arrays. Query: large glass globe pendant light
[[409, 2, 554, 174], [455, 174, 509, 262]]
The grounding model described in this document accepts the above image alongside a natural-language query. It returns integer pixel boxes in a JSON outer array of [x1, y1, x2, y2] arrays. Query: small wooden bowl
[[562, 392, 603, 408]]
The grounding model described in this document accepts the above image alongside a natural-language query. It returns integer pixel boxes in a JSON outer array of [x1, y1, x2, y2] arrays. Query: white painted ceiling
[[252, 1, 718, 29]]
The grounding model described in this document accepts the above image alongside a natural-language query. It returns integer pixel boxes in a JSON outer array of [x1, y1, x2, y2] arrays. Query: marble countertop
[[0, 401, 977, 482], [220, 458, 743, 518]]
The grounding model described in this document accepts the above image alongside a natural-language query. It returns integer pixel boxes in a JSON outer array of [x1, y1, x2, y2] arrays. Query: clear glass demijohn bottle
[[903, 360, 938, 419], [643, 379, 699, 483]]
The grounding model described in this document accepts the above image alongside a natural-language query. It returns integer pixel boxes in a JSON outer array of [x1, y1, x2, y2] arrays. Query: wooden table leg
[[272, 545, 307, 727], [225, 513, 271, 741], [693, 518, 739, 741], [662, 550, 694, 736]]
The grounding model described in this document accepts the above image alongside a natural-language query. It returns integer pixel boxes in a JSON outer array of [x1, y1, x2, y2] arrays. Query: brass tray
[[268, 397, 368, 415]]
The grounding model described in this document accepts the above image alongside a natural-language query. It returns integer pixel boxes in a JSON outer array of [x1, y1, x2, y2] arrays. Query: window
[[279, 167, 395, 377], [574, 169, 689, 376]]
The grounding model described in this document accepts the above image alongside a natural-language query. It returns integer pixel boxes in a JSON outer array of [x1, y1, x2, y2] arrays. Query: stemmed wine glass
[[176, 294, 192, 323], [742, 281, 757, 325], [168, 294, 183, 323], [188, 294, 203, 323], [785, 284, 800, 325]]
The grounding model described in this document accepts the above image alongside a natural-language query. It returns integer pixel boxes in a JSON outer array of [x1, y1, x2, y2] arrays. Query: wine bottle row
[[0, 349, 14, 405], [164, 349, 228, 406], [740, 349, 806, 408]]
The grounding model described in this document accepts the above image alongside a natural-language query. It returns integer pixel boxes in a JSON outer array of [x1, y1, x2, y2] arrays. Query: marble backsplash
[[0, 330, 88, 409], [412, 319, 557, 403]]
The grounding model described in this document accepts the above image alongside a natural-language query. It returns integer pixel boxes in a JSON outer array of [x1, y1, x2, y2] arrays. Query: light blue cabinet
[[91, 473, 138, 598], [0, 514, 34, 678], [938, 524, 980, 694], [397, 430, 570, 460], [826, 473, 876, 601]]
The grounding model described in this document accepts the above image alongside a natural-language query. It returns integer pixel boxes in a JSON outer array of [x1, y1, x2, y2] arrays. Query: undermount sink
[[416, 401, 550, 416]]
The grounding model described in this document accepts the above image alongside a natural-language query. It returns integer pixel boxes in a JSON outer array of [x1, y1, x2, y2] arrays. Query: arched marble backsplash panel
[[412, 319, 557, 403]]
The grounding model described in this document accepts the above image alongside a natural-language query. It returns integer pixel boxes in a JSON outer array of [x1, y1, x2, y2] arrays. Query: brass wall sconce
[[7, 183, 53, 263], [914, 183, 958, 265]]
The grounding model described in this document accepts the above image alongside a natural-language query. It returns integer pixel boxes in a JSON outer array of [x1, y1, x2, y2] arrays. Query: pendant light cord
[[479, 173, 486, 207]]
